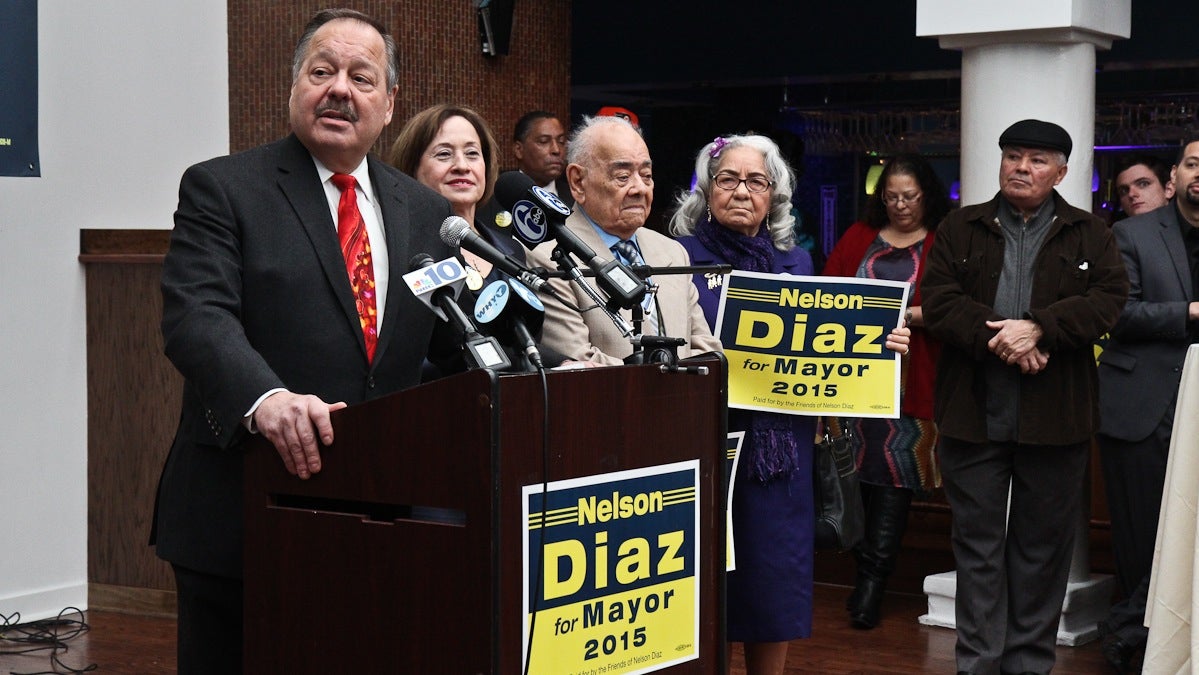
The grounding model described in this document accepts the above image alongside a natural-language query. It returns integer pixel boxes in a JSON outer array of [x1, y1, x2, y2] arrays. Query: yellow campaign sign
[[522, 462, 700, 675], [714, 272, 908, 418]]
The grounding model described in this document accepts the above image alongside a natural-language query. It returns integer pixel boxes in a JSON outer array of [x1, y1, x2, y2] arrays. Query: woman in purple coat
[[670, 134, 908, 674], [670, 135, 814, 675]]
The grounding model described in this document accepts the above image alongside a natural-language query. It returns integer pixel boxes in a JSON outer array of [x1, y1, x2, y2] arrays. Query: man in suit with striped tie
[[152, 9, 461, 673], [526, 115, 721, 365]]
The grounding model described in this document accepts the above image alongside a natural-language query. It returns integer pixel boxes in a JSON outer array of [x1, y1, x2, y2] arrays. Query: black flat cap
[[998, 119, 1072, 159]]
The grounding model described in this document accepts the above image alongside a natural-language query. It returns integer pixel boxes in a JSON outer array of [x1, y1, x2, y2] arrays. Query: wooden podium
[[244, 357, 727, 674]]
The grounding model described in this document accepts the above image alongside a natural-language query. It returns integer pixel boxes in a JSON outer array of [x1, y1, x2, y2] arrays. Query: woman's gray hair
[[668, 134, 797, 251]]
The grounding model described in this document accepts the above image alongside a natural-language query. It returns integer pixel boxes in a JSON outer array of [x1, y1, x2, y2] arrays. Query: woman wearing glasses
[[823, 153, 950, 630], [670, 135, 909, 675]]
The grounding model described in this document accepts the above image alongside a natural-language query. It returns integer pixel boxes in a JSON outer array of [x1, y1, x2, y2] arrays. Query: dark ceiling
[[571, 1, 1197, 113], [568, 2, 1197, 236]]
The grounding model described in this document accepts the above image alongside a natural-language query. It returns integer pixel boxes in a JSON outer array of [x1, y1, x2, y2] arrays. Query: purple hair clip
[[709, 136, 728, 158]]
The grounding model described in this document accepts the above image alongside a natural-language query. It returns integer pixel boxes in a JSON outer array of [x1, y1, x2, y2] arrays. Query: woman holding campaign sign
[[669, 134, 910, 675], [824, 153, 949, 630], [670, 133, 813, 675]]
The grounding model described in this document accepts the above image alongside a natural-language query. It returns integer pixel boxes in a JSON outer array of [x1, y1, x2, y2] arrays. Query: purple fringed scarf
[[694, 212, 775, 273], [696, 214, 799, 482]]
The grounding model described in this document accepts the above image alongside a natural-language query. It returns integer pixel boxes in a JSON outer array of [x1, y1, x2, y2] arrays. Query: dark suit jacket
[[153, 134, 458, 578], [1099, 202, 1195, 442]]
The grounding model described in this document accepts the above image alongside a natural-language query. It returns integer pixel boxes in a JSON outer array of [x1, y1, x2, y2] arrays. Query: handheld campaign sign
[[714, 272, 908, 417]]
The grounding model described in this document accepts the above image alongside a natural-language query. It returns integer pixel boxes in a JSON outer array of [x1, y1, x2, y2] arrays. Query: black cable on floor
[[0, 607, 97, 675]]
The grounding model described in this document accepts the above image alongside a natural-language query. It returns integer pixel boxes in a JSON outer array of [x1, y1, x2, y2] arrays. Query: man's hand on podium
[[254, 391, 347, 479]]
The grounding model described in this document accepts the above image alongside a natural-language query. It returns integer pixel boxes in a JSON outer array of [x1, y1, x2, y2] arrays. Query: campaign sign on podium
[[243, 360, 726, 674], [522, 462, 700, 675]]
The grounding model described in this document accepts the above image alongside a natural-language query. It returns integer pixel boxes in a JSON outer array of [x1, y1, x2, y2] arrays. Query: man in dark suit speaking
[[151, 9, 459, 673]]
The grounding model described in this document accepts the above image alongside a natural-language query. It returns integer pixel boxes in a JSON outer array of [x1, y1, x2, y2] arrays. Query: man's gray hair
[[566, 115, 640, 168], [291, 9, 399, 91]]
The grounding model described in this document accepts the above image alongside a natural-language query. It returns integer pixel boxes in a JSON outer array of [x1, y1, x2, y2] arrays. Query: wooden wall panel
[[83, 230, 179, 610]]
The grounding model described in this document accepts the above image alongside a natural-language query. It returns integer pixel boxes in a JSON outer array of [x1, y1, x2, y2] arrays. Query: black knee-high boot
[[846, 483, 878, 612], [848, 484, 912, 629]]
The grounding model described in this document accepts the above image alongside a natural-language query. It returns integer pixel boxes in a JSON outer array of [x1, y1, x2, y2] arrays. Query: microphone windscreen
[[494, 171, 537, 211], [508, 279, 545, 334], [473, 280, 510, 326], [439, 216, 472, 247], [408, 253, 434, 271]]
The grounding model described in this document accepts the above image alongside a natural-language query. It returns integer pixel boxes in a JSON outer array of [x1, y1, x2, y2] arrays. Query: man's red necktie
[[331, 173, 378, 362]]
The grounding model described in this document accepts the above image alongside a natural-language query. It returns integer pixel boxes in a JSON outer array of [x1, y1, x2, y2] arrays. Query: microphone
[[400, 253, 468, 323], [473, 279, 545, 369], [402, 254, 511, 371], [494, 171, 574, 249], [438, 216, 550, 293], [494, 172, 647, 310]]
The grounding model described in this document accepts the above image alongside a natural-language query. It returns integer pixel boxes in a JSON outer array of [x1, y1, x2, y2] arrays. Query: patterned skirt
[[852, 415, 940, 497]]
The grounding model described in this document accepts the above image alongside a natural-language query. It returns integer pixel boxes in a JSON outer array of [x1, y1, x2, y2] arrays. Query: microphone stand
[[549, 246, 635, 338], [628, 263, 734, 279], [622, 277, 654, 337], [539, 258, 732, 371], [618, 265, 727, 371], [536, 263, 734, 280]]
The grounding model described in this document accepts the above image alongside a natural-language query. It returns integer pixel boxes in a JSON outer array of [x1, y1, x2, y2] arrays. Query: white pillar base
[[919, 570, 1115, 646], [918, 570, 960, 630]]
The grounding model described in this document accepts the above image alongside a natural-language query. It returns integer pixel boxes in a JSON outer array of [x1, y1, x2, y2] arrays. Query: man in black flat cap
[[921, 119, 1128, 675]]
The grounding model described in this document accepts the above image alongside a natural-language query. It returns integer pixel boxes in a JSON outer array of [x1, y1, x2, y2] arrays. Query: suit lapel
[[369, 156, 412, 365], [1157, 206, 1192, 301], [635, 230, 668, 267], [275, 135, 370, 361]]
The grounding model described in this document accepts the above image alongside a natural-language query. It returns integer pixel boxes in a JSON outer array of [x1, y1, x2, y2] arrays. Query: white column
[[914, 0, 1129, 646], [959, 42, 1096, 206]]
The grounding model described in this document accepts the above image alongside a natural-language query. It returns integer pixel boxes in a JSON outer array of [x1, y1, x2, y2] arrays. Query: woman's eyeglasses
[[712, 174, 773, 193], [883, 192, 922, 206]]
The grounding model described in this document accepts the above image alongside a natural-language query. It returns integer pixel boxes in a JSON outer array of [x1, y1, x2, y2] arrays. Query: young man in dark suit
[[151, 9, 459, 673], [1097, 139, 1199, 673], [1113, 153, 1173, 218]]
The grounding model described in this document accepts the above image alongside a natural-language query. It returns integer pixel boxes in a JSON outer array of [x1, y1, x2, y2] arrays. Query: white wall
[[0, 1, 228, 621]]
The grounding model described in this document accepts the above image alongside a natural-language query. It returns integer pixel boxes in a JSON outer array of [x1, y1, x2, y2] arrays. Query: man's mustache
[[315, 100, 359, 122]]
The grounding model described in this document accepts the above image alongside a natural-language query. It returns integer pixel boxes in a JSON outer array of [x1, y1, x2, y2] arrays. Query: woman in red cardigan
[[824, 153, 950, 630]]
